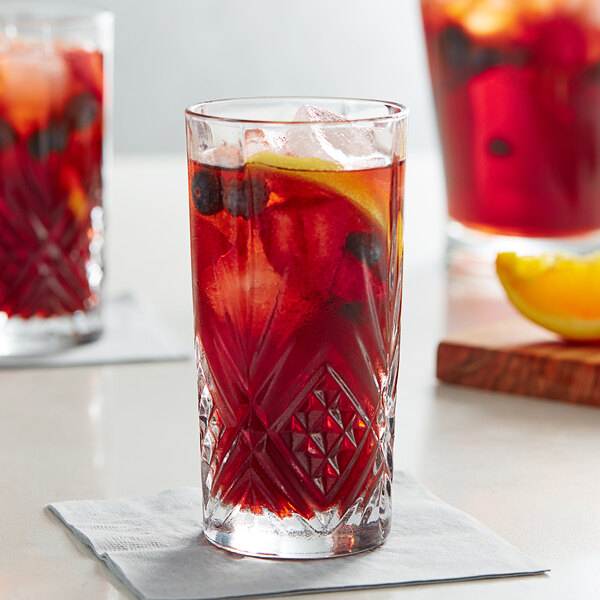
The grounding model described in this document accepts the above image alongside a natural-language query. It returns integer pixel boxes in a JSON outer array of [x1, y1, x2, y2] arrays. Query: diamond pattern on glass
[[200, 356, 392, 528], [0, 194, 100, 318], [197, 351, 224, 500], [279, 365, 376, 502]]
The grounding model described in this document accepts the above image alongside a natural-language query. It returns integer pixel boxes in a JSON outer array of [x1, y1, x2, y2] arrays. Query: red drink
[[421, 1, 600, 237], [189, 157, 404, 521], [186, 97, 407, 558], [0, 42, 104, 319]]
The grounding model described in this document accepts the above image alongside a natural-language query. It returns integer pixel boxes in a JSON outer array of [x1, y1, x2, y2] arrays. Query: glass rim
[[185, 96, 409, 126], [0, 3, 112, 27]]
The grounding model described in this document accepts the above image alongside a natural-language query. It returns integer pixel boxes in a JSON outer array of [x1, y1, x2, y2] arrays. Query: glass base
[[0, 309, 102, 357], [203, 497, 390, 559], [447, 220, 600, 277]]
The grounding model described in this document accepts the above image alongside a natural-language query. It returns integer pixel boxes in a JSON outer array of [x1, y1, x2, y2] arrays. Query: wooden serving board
[[436, 318, 600, 407]]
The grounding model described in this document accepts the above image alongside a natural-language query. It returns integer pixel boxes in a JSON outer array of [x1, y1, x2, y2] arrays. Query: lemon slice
[[247, 151, 342, 173], [247, 150, 391, 230], [496, 251, 600, 341]]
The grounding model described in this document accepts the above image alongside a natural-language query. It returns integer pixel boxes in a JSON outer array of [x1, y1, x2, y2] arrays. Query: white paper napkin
[[0, 294, 189, 368], [47, 472, 547, 600]]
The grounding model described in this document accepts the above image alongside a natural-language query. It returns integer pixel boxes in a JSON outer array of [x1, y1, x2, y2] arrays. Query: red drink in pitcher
[[421, 0, 600, 238]]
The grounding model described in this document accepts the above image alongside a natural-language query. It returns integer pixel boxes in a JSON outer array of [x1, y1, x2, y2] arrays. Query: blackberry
[[440, 25, 502, 75], [249, 176, 270, 214], [345, 231, 383, 267], [0, 120, 16, 152], [190, 170, 223, 216], [489, 139, 512, 156], [340, 302, 365, 322], [223, 179, 249, 218], [27, 120, 69, 160], [27, 130, 46, 160], [223, 176, 270, 219], [471, 47, 502, 73], [64, 92, 100, 131], [583, 62, 600, 83], [439, 26, 471, 71]]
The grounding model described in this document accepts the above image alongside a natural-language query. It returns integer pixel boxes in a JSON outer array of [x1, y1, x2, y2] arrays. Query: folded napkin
[[47, 472, 547, 600], [0, 294, 188, 368]]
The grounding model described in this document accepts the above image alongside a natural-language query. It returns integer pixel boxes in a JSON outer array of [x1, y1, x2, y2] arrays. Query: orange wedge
[[247, 151, 390, 230], [60, 168, 88, 222], [496, 252, 600, 341]]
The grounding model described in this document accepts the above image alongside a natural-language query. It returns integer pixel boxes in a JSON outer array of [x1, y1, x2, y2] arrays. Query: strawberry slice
[[190, 212, 232, 276], [330, 249, 385, 304], [200, 238, 314, 353], [64, 48, 104, 102], [535, 17, 587, 72], [204, 244, 280, 329], [257, 176, 372, 300], [259, 197, 348, 298]]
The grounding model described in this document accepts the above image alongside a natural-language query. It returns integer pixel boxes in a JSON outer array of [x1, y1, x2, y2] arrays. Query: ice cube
[[244, 128, 286, 157], [197, 142, 243, 168], [284, 104, 386, 169], [461, 0, 518, 37], [293, 104, 346, 123], [0, 42, 70, 135], [586, 0, 600, 27]]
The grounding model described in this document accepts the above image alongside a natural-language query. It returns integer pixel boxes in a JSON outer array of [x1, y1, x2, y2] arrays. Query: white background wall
[[41, 0, 439, 154]]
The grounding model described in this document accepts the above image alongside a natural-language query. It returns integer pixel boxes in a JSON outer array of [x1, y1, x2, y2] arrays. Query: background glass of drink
[[421, 0, 600, 269], [185, 97, 407, 558], [0, 4, 113, 355]]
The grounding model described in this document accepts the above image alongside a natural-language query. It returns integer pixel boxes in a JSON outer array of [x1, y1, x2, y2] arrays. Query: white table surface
[[2, 153, 600, 600]]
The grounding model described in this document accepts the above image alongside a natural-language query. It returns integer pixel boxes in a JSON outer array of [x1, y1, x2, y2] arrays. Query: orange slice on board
[[496, 252, 600, 341]]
